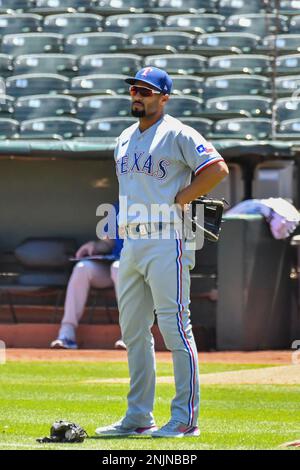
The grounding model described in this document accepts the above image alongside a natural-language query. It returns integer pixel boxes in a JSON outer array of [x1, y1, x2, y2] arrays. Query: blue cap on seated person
[[125, 67, 173, 95]]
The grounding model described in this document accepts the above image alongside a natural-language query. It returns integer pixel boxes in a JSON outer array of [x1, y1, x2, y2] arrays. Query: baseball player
[[95, 67, 229, 438]]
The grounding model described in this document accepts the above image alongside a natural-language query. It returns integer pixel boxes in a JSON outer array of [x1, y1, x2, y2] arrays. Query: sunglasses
[[129, 85, 162, 97]]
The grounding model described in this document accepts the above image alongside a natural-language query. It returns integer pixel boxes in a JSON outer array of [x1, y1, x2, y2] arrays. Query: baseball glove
[[191, 196, 227, 242], [37, 420, 88, 444]]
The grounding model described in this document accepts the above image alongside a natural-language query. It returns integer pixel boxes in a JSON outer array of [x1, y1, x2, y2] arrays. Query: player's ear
[[161, 94, 169, 105]]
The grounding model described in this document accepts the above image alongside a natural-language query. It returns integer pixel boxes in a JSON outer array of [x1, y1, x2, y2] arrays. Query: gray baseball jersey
[[115, 114, 224, 225], [115, 113, 224, 429]]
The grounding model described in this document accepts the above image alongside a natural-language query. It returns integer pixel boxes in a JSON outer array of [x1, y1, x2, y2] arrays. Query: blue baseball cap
[[125, 66, 172, 95]]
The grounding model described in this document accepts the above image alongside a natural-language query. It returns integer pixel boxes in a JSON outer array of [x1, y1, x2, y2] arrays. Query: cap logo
[[141, 67, 153, 77]]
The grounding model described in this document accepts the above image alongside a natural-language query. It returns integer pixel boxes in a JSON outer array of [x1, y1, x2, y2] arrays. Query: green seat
[[43, 13, 103, 35], [0, 118, 19, 138], [213, 117, 272, 140], [104, 13, 164, 35], [77, 95, 131, 121], [0, 95, 15, 117], [29, 0, 86, 14], [160, 14, 225, 34], [208, 54, 271, 75], [15, 94, 77, 120], [128, 31, 195, 55], [190, 32, 259, 56], [181, 117, 213, 137], [78, 53, 142, 75], [70, 74, 128, 96], [0, 0, 30, 13], [0, 53, 13, 77], [145, 54, 207, 75], [204, 74, 270, 100], [2, 33, 63, 56], [276, 98, 300, 122], [205, 95, 272, 119], [20, 117, 83, 140], [64, 32, 128, 56], [259, 34, 300, 54], [277, 119, 300, 140], [224, 13, 288, 38], [6, 73, 70, 97], [14, 54, 78, 76], [218, 0, 266, 17], [84, 117, 136, 138], [276, 53, 300, 75], [279, 0, 300, 16], [276, 75, 300, 97], [164, 95, 203, 117], [0, 14, 42, 34], [150, 0, 217, 14], [89, 0, 152, 15], [171, 75, 204, 97]]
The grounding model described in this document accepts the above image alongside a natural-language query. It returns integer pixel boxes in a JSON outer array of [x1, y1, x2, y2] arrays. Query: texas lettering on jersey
[[116, 152, 170, 180]]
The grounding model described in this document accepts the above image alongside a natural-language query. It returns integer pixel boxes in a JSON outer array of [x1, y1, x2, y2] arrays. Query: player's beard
[[131, 103, 146, 117]]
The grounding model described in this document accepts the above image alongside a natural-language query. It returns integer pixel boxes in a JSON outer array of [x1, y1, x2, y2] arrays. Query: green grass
[[0, 361, 299, 450]]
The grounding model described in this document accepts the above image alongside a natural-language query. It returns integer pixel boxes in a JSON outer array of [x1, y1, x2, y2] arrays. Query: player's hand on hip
[[75, 241, 97, 258]]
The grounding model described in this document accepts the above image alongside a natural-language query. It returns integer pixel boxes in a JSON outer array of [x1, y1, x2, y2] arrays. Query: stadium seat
[[218, 0, 265, 16], [252, 160, 297, 200], [259, 35, 300, 54], [0, 118, 19, 138], [0, 95, 15, 117], [277, 119, 300, 140], [70, 74, 128, 96], [164, 95, 203, 117], [79, 53, 142, 75], [212, 118, 272, 140], [161, 14, 225, 33], [84, 117, 136, 138], [0, 0, 30, 13], [276, 54, 300, 75], [276, 75, 300, 97], [104, 14, 164, 35], [88, 0, 153, 15], [149, 0, 218, 14], [180, 117, 213, 136], [77, 95, 131, 121], [276, 98, 300, 122], [29, 0, 86, 14], [0, 14, 42, 34], [289, 15, 300, 33], [203, 75, 270, 100], [14, 54, 78, 76], [0, 53, 13, 77], [2, 33, 64, 56], [6, 73, 70, 97], [205, 95, 272, 119], [208, 54, 272, 75], [43, 13, 103, 35], [64, 32, 128, 56], [171, 76, 204, 97], [190, 32, 259, 56], [224, 14, 289, 37], [19, 117, 83, 139], [14, 94, 77, 120], [279, 0, 300, 16], [144, 54, 207, 75], [129, 32, 195, 55]]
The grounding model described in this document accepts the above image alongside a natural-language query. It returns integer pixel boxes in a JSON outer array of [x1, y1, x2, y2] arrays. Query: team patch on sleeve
[[196, 143, 215, 156]]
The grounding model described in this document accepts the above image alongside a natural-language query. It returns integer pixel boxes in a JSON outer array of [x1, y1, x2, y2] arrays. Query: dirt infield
[[6, 348, 293, 364], [83, 365, 300, 385]]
